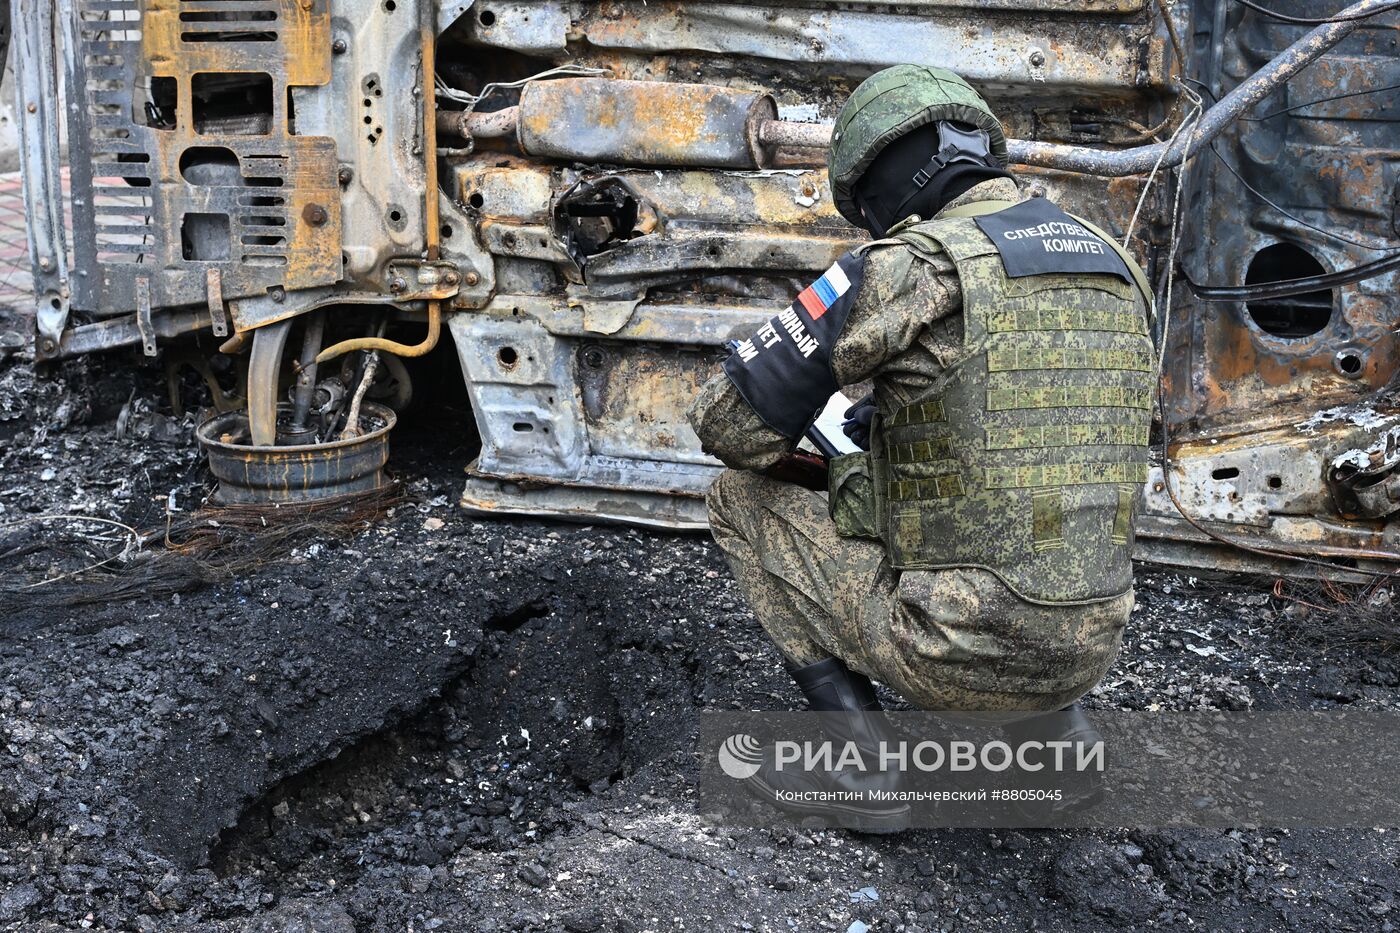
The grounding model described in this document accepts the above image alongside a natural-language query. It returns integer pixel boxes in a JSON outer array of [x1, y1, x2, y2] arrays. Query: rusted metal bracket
[[134, 278, 156, 357], [13, 0, 69, 358], [385, 260, 463, 301], [1330, 424, 1400, 519], [206, 270, 229, 339]]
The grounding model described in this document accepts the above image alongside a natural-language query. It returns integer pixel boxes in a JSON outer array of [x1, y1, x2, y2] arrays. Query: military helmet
[[828, 65, 1009, 227]]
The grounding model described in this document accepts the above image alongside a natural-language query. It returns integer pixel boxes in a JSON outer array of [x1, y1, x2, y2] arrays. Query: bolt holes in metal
[[479, 9, 495, 26], [1334, 348, 1366, 378], [1212, 466, 1240, 481], [581, 346, 606, 370], [497, 346, 518, 370]]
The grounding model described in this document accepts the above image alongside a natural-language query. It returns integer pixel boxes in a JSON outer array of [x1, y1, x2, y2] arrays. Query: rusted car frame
[[11, 0, 1400, 577]]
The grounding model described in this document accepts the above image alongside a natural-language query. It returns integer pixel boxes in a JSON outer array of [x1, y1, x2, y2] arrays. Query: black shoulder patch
[[721, 252, 866, 439], [974, 198, 1133, 284]]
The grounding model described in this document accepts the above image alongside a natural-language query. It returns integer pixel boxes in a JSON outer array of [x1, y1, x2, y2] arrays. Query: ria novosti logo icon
[[718, 733, 764, 779]]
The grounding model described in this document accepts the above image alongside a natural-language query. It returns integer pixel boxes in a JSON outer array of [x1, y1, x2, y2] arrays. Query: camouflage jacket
[[689, 177, 1023, 469]]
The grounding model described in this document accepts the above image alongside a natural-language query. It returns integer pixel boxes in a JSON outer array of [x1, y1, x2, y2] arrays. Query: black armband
[[721, 253, 866, 438]]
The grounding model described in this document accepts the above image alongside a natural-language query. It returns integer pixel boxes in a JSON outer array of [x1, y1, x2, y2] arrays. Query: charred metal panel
[[1171, 2, 1400, 440], [63, 0, 343, 323], [1130, 1, 1400, 571], [439, 0, 1181, 526], [449, 312, 713, 527], [440, 0, 1174, 524], [15, 0, 436, 355], [462, 2, 1165, 101], [447, 157, 860, 298], [275, 0, 433, 308], [575, 342, 717, 465], [224, 0, 438, 332]]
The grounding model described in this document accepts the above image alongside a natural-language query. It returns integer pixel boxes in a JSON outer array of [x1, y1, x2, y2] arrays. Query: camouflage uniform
[[689, 177, 1135, 712]]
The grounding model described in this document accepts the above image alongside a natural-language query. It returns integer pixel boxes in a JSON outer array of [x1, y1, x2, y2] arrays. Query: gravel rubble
[[1, 344, 1398, 932]]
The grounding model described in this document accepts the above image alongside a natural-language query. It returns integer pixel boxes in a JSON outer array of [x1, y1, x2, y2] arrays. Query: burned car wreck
[[11, 0, 1399, 577]]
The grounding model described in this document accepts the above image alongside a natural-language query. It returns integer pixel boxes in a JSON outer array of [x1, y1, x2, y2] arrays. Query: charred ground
[[1, 331, 1398, 932]]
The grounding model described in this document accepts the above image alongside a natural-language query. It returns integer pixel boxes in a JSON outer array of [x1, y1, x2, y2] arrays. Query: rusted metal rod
[[314, 300, 442, 365], [438, 106, 519, 139], [756, 120, 835, 151], [289, 311, 325, 433]]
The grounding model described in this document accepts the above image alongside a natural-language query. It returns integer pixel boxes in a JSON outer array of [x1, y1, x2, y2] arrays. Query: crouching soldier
[[688, 65, 1155, 827]]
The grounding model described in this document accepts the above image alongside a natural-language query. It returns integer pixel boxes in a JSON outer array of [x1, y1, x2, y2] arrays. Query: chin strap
[[888, 145, 965, 221], [888, 121, 1002, 222]]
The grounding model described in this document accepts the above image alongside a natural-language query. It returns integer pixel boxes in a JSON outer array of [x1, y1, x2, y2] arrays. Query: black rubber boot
[[790, 656, 883, 713], [740, 657, 910, 833], [1003, 702, 1105, 817]]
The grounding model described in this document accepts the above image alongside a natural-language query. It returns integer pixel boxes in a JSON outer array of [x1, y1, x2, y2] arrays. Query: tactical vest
[[861, 203, 1154, 605]]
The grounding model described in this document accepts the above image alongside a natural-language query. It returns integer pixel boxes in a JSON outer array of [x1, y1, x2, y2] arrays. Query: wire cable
[[1242, 81, 1400, 121], [1123, 87, 1204, 256], [1233, 0, 1400, 24], [1153, 93, 1203, 375], [435, 65, 608, 108], [1209, 142, 1397, 251], [1187, 249, 1400, 300]]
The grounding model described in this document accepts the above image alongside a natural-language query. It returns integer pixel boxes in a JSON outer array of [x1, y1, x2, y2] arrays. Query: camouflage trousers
[[706, 469, 1132, 712]]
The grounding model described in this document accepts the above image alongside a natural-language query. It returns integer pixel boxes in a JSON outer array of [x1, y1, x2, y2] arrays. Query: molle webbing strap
[[987, 307, 1148, 335], [885, 460, 1150, 502], [886, 400, 945, 427], [984, 382, 1154, 412], [986, 343, 1154, 373], [983, 461, 1149, 491], [1032, 490, 1065, 552], [886, 437, 956, 464], [888, 473, 967, 502], [985, 422, 1149, 450], [1112, 484, 1136, 546], [937, 199, 1018, 219]]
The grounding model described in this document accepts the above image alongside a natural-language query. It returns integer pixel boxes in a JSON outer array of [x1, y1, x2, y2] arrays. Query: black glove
[[842, 393, 876, 451]]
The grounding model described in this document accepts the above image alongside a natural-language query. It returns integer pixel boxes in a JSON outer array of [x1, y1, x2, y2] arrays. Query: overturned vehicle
[[11, 0, 1400, 577]]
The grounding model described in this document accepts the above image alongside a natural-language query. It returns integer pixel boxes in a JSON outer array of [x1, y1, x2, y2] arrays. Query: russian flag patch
[[796, 262, 853, 321]]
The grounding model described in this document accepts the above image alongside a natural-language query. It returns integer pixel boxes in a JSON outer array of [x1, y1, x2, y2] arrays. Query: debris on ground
[[2, 349, 1399, 932]]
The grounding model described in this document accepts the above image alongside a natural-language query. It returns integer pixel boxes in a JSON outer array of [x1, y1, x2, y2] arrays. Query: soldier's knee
[[706, 469, 767, 535], [705, 469, 744, 527]]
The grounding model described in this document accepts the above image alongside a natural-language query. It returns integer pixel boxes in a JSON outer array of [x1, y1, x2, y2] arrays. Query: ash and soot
[[2, 326, 1399, 932]]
